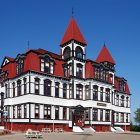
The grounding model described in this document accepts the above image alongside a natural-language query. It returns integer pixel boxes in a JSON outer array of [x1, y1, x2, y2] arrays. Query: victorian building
[[0, 17, 131, 132]]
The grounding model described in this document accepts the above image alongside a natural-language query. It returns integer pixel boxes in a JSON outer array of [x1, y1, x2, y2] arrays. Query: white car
[[25, 130, 42, 138]]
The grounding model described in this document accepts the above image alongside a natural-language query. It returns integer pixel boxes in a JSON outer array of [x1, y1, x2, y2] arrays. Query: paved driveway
[[0, 132, 140, 140]]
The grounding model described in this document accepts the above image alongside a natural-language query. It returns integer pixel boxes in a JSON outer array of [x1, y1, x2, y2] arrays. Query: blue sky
[[0, 0, 140, 123]]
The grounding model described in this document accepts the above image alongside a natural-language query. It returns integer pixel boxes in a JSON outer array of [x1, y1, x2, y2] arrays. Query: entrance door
[[74, 110, 84, 127]]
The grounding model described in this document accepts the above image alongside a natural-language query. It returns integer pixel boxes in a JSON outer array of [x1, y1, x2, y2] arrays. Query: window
[[93, 108, 98, 121], [94, 67, 99, 79], [76, 84, 83, 100], [63, 66, 67, 77], [75, 46, 83, 59], [126, 97, 129, 107], [120, 95, 124, 107], [63, 83, 67, 99], [12, 82, 15, 97], [109, 74, 113, 83], [119, 81, 125, 92], [17, 80, 21, 96], [85, 85, 90, 100], [16, 58, 24, 75], [126, 114, 129, 123], [68, 63, 72, 76], [63, 47, 71, 60], [105, 88, 110, 102], [76, 63, 83, 78], [44, 79, 51, 96], [5, 84, 8, 98], [116, 112, 119, 122], [44, 105, 51, 119], [100, 109, 103, 121], [100, 68, 106, 81], [55, 107, 59, 120], [24, 104, 27, 118], [17, 105, 21, 118], [116, 95, 119, 106], [93, 85, 98, 101], [35, 78, 40, 95], [100, 87, 103, 101], [35, 104, 39, 119], [13, 106, 15, 118], [105, 110, 110, 121], [85, 109, 89, 120], [41, 56, 54, 74], [69, 84, 72, 98], [63, 107, 67, 120], [55, 82, 59, 97], [120, 113, 124, 122], [23, 78, 27, 94]]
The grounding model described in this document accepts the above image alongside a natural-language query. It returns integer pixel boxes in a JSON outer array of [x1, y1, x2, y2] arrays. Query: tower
[[60, 17, 87, 78]]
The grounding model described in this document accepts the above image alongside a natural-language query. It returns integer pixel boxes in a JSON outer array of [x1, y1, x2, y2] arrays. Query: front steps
[[111, 126, 116, 132], [73, 126, 84, 133], [73, 126, 96, 134], [83, 127, 96, 134], [114, 127, 124, 132]]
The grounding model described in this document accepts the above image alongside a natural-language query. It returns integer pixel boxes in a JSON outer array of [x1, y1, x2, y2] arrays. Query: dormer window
[[75, 46, 83, 59], [40, 56, 54, 74], [16, 58, 24, 75], [94, 67, 99, 79], [119, 80, 125, 92]]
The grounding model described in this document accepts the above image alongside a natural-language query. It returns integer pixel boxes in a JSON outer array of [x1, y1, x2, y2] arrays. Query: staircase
[[73, 126, 84, 133], [110, 127, 116, 132], [114, 127, 124, 133], [83, 127, 96, 134]]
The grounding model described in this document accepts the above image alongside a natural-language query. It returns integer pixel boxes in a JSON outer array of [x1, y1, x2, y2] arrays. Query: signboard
[[97, 102, 107, 107]]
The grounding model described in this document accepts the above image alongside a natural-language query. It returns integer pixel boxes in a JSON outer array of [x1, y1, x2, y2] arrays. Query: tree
[[134, 108, 140, 126]]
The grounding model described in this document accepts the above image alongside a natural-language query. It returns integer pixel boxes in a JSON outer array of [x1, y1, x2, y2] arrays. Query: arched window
[[100, 87, 103, 101], [126, 97, 129, 107], [120, 95, 124, 107], [35, 78, 40, 95], [44, 79, 52, 96], [63, 47, 71, 60], [93, 85, 98, 101], [75, 46, 83, 59], [63, 83, 67, 99]]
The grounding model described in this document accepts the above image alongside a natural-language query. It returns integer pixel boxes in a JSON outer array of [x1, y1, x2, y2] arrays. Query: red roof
[[60, 17, 87, 46], [5, 56, 14, 62], [96, 44, 115, 64], [33, 48, 62, 59], [114, 76, 130, 94]]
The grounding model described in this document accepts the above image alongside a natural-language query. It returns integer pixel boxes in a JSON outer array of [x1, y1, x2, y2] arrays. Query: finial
[[72, 7, 74, 17], [104, 41, 106, 47], [27, 40, 30, 52]]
